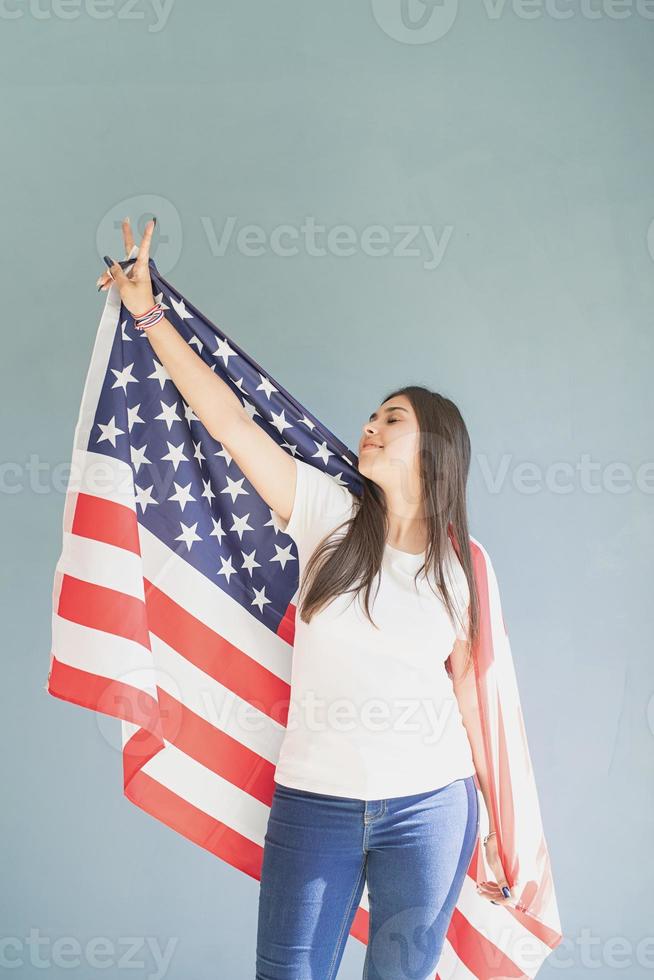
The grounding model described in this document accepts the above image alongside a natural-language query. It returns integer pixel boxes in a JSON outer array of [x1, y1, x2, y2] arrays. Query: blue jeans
[[256, 775, 479, 980]]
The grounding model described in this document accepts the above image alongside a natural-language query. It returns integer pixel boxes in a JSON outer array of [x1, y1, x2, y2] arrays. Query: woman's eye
[[387, 419, 399, 424]]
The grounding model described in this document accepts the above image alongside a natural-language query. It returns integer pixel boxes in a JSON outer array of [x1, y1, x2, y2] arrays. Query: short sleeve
[[454, 603, 470, 642], [273, 457, 355, 561], [445, 542, 470, 642]]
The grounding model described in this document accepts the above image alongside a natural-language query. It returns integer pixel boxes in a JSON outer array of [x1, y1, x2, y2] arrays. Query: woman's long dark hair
[[296, 385, 479, 679]]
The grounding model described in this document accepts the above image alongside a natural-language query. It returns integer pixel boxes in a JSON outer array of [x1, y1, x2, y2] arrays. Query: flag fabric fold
[[47, 256, 563, 978]]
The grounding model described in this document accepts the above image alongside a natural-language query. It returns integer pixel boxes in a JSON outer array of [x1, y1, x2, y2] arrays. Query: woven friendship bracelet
[[133, 302, 165, 330]]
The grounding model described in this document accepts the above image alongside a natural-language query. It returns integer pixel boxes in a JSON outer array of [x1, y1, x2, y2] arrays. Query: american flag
[[47, 255, 563, 978]]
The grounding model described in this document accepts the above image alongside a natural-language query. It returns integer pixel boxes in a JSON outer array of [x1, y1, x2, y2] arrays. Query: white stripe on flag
[[140, 738, 273, 847], [68, 448, 136, 513], [435, 937, 480, 980], [53, 615, 155, 688], [454, 876, 553, 977], [58, 530, 145, 599]]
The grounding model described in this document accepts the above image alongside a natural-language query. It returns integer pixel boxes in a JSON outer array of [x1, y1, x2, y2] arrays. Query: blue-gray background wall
[[2, 1, 653, 977]]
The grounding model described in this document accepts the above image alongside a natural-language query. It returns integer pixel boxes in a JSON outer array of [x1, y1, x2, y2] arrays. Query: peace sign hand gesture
[[96, 217, 157, 320]]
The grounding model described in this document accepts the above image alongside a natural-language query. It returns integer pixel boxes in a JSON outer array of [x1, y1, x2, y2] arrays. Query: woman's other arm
[[449, 638, 494, 831], [450, 637, 514, 906]]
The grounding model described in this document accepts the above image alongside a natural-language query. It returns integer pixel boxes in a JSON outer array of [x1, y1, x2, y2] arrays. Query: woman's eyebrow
[[368, 406, 409, 421]]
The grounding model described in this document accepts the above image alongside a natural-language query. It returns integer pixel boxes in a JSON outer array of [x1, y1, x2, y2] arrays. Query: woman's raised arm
[[98, 218, 297, 526]]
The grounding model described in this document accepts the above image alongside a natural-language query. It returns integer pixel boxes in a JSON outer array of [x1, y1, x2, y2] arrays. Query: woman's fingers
[[482, 838, 515, 903], [133, 217, 155, 276], [96, 253, 138, 289], [122, 217, 135, 257], [103, 256, 130, 291], [487, 853, 513, 901], [96, 217, 154, 291], [476, 881, 513, 905], [96, 263, 135, 290]]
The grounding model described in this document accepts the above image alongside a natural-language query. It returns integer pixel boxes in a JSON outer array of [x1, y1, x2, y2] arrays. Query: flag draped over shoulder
[[47, 255, 563, 979]]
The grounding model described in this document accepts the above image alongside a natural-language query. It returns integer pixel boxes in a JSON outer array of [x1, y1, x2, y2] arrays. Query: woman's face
[[357, 394, 422, 503]]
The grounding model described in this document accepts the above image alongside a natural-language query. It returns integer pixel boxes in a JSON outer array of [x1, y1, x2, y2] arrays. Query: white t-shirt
[[272, 456, 477, 800]]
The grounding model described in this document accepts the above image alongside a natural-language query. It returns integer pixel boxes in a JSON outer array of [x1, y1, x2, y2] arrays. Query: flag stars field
[[311, 440, 334, 465], [201, 478, 215, 505], [230, 513, 254, 539], [242, 398, 259, 423], [134, 483, 157, 512], [192, 439, 206, 465], [220, 475, 249, 504], [175, 521, 202, 551], [130, 444, 151, 473], [209, 517, 227, 544], [161, 441, 188, 471], [213, 337, 237, 366], [96, 416, 124, 447], [214, 445, 233, 467], [251, 585, 271, 614], [168, 482, 196, 512], [170, 296, 192, 321], [184, 402, 200, 424], [240, 550, 261, 576], [127, 403, 145, 431], [155, 400, 182, 430], [270, 409, 293, 435], [217, 553, 236, 583], [271, 543, 297, 571], [111, 362, 139, 393], [256, 373, 278, 400], [148, 358, 172, 390]]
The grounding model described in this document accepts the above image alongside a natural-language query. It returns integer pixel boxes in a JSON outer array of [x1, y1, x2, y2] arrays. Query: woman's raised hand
[[96, 217, 157, 319]]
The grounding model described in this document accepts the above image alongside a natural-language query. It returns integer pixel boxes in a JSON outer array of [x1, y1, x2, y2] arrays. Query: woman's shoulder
[[293, 456, 357, 518], [274, 456, 357, 555]]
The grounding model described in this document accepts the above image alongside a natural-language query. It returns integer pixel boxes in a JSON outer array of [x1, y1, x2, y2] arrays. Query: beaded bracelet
[[483, 831, 497, 846], [133, 302, 165, 330]]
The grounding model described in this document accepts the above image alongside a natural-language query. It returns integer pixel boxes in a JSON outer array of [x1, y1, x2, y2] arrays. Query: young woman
[[98, 219, 512, 980]]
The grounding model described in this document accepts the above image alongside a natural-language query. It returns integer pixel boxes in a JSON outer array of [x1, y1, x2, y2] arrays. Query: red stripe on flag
[[144, 579, 291, 725], [469, 540, 506, 871], [156, 687, 278, 807], [350, 906, 369, 944], [48, 655, 163, 743], [276, 602, 296, 645], [447, 905, 523, 978], [122, 724, 168, 789], [57, 574, 150, 649], [126, 767, 265, 880], [72, 491, 141, 555]]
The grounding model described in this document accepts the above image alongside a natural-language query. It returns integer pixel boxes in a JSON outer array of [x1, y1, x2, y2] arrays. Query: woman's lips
[[361, 444, 382, 451]]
